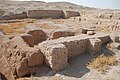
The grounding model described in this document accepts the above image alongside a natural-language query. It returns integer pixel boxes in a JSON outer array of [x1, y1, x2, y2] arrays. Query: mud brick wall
[[64, 11, 80, 18], [0, 12, 27, 20], [27, 10, 64, 19], [39, 35, 89, 58]]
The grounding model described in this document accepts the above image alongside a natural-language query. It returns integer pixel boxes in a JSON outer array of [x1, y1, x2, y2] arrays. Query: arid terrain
[[0, 1, 120, 80]]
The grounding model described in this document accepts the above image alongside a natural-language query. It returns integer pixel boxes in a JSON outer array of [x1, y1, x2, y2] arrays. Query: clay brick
[[49, 29, 75, 39], [27, 10, 64, 19], [0, 36, 44, 79], [88, 38, 102, 54], [27, 29, 47, 45], [20, 34, 34, 47], [39, 44, 68, 71]]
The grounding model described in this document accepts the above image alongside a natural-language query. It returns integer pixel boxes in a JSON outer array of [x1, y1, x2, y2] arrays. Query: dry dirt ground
[[0, 1, 120, 80]]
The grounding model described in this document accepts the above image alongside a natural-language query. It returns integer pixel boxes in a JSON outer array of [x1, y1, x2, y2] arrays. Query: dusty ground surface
[[0, 1, 120, 80]]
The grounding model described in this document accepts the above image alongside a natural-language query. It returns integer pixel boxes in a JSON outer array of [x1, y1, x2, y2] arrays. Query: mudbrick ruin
[[0, 10, 80, 20], [0, 1, 120, 80]]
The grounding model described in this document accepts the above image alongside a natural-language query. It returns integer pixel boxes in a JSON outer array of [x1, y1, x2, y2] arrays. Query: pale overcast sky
[[16, 0, 120, 9]]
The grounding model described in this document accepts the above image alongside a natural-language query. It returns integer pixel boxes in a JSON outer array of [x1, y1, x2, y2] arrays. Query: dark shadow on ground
[[58, 52, 91, 78], [57, 45, 115, 78], [101, 45, 115, 56], [34, 45, 115, 78], [34, 52, 91, 78]]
